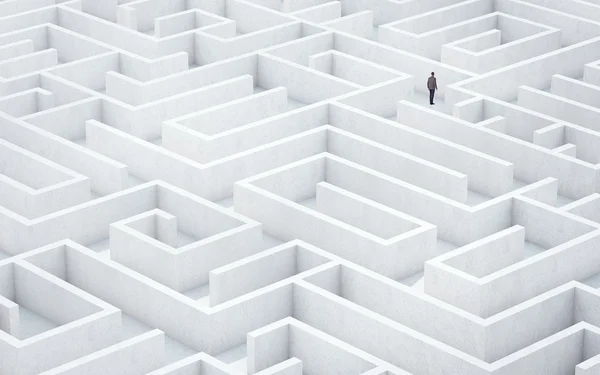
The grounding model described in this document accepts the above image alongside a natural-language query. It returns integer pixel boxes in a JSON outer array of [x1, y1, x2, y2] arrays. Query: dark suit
[[427, 76, 437, 104]]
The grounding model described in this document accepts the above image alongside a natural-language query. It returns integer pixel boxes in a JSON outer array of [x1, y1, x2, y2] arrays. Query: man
[[427, 72, 437, 105]]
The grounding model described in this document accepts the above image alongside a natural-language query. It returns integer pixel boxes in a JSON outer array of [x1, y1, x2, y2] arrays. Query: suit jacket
[[427, 76, 437, 90]]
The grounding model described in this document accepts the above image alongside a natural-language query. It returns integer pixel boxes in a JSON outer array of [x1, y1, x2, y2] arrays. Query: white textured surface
[[1, 0, 600, 374]]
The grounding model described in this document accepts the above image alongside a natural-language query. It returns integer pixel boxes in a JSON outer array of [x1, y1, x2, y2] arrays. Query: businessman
[[427, 72, 437, 105]]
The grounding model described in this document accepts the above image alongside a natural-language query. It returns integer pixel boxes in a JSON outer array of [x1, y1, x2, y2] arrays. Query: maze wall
[[2, 0, 600, 374]]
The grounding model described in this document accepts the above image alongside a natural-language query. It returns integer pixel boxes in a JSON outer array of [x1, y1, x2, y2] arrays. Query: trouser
[[429, 89, 435, 104]]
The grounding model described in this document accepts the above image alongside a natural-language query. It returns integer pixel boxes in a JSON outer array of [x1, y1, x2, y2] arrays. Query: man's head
[[431, 72, 435, 76]]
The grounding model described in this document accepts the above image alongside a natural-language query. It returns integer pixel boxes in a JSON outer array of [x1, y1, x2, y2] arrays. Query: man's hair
[[431, 72, 435, 75]]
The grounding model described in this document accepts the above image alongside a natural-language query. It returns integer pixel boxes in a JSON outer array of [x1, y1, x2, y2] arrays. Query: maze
[[3, 0, 600, 374]]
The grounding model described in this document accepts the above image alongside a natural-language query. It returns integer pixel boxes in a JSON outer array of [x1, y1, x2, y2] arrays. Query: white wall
[[393, 100, 599, 199], [177, 87, 287, 135], [39, 330, 165, 375], [291, 2, 341, 23], [258, 54, 360, 103], [442, 225, 525, 277], [457, 37, 600, 102], [66, 242, 294, 353], [394, 103, 517, 197], [195, 22, 302, 65], [379, 2, 495, 60], [495, 0, 600, 45], [334, 32, 474, 97], [210, 243, 329, 305], [101, 74, 255, 140], [442, 29, 561, 73], [517, 86, 600, 133], [164, 103, 326, 163], [323, 11, 373, 39], [309, 51, 401, 87], [327, 126, 469, 202], [0, 105, 128, 197]]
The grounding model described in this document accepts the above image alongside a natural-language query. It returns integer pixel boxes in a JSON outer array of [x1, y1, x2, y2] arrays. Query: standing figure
[[427, 72, 437, 105]]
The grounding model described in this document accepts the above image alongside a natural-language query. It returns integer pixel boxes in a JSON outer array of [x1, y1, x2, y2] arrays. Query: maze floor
[[2, 0, 600, 374]]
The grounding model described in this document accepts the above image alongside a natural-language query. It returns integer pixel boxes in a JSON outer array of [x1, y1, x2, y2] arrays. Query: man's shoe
[[430, 103, 435, 105]]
